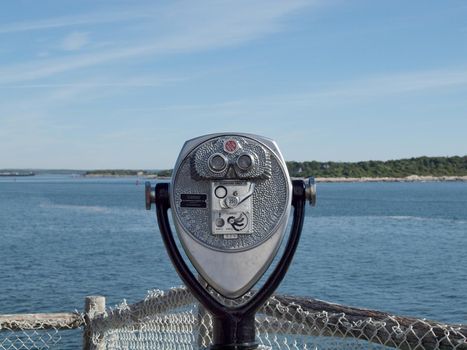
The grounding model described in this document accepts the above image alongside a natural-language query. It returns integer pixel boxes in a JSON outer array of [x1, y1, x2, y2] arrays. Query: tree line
[[286, 156, 467, 178], [84, 156, 467, 178]]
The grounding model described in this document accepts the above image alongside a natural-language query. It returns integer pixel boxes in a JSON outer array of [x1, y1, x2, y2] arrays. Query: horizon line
[[1, 154, 466, 171]]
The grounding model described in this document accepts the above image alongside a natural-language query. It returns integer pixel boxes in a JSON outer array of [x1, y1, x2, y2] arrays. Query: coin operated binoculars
[[146, 133, 316, 350]]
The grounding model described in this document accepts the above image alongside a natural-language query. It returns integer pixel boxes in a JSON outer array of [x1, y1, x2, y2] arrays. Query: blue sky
[[0, 0, 466, 169]]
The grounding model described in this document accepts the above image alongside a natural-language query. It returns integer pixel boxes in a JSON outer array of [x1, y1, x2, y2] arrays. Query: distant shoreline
[[83, 173, 170, 179], [82, 173, 467, 182], [0, 172, 35, 177], [7, 155, 465, 180], [313, 175, 467, 183]]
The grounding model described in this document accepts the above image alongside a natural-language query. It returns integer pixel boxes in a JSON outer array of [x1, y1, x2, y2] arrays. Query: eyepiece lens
[[237, 154, 253, 170], [209, 154, 227, 171]]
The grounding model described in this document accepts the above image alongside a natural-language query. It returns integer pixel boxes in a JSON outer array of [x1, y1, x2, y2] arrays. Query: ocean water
[[1, 175, 466, 347]]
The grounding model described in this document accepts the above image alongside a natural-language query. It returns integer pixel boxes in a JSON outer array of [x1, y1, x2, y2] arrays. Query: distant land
[[0, 171, 35, 177], [82, 155, 467, 181], [84, 169, 172, 178], [286, 155, 467, 178], [2, 156, 466, 182]]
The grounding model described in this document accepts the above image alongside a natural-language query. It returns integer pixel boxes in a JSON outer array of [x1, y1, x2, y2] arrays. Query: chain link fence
[[0, 313, 83, 349], [88, 287, 467, 350], [1, 287, 466, 349]]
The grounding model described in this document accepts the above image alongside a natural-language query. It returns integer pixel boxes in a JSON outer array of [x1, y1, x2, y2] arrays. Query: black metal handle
[[154, 179, 306, 349]]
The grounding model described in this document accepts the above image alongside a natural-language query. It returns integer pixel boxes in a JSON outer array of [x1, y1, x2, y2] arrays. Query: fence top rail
[[0, 312, 83, 331], [267, 295, 467, 350], [1, 289, 467, 350]]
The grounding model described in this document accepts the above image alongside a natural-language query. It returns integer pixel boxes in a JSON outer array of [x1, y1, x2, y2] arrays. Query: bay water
[[1, 175, 466, 346]]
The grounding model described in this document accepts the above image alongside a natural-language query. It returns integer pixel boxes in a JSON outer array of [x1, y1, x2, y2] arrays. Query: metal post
[[83, 296, 106, 350]]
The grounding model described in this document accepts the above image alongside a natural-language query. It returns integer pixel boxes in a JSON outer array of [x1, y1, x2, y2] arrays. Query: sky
[[0, 0, 466, 169]]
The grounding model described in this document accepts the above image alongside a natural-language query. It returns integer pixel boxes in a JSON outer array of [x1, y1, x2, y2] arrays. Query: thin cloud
[[0, 73, 191, 124], [61, 32, 90, 51], [298, 67, 467, 101], [0, 44, 158, 83], [0, 9, 157, 34], [134, 66, 467, 114], [0, 0, 312, 84], [0, 76, 187, 89]]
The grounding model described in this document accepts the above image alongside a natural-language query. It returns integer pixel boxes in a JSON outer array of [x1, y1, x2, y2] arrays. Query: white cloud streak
[[120, 66, 467, 115], [0, 74, 188, 91], [282, 67, 467, 105], [0, 0, 311, 84], [0, 8, 158, 34]]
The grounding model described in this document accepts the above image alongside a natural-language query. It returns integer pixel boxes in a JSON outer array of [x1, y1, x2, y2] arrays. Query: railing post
[[83, 296, 106, 350]]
